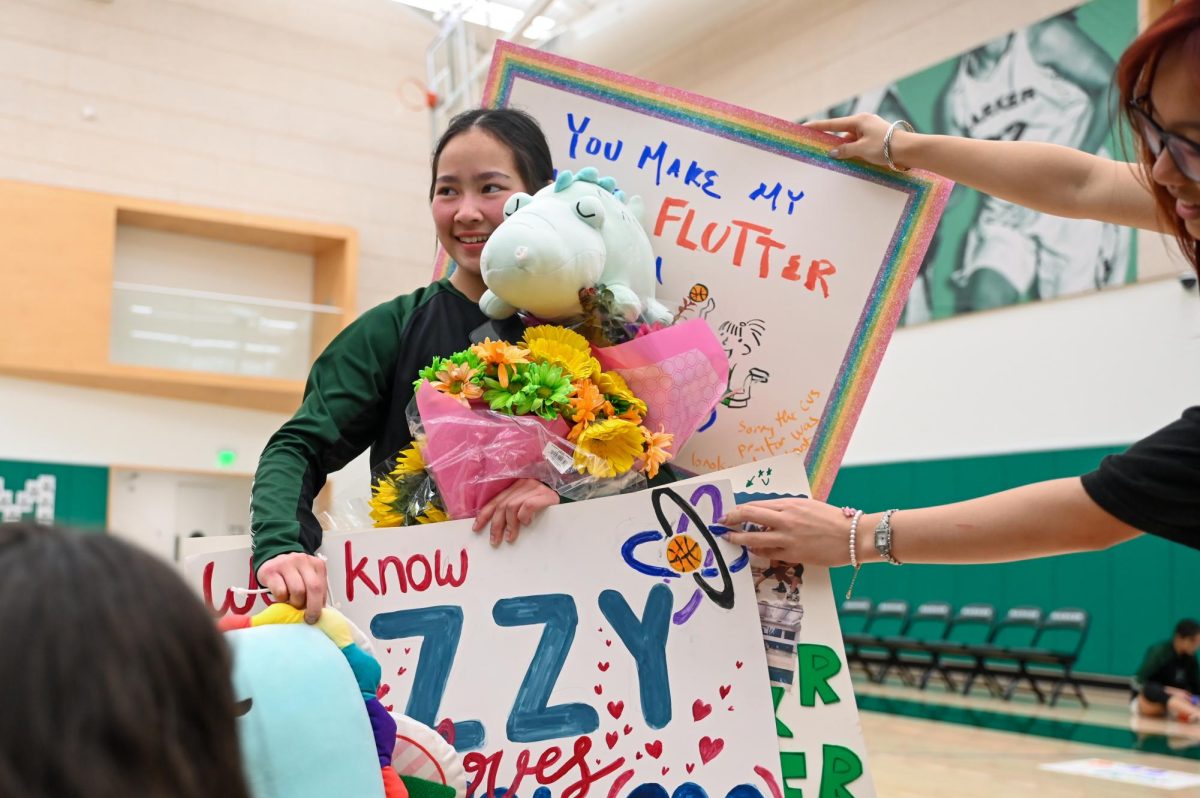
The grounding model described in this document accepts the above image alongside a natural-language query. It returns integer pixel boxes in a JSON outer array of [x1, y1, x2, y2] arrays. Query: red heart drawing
[[607, 700, 624, 719], [598, 661, 610, 672], [594, 684, 603, 695], [623, 724, 632, 736], [661, 767, 670, 776], [699, 736, 724, 764], [692, 699, 712, 722], [397, 667, 407, 676], [598, 627, 604, 632], [385, 647, 393, 654], [727, 706, 735, 711], [384, 703, 394, 712], [435, 718, 456, 746], [645, 741, 663, 759], [595, 759, 601, 766], [686, 763, 695, 774], [605, 640, 612, 647], [377, 684, 391, 699], [404, 648, 411, 654], [636, 752, 643, 761], [605, 732, 619, 749], [735, 661, 743, 669], [719, 685, 731, 699]]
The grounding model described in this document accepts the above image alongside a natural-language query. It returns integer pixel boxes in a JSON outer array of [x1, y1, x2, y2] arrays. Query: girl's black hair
[[0, 523, 251, 798], [429, 107, 555, 200]]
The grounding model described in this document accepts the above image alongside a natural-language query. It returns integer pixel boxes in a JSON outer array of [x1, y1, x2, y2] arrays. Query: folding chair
[[851, 600, 911, 683], [1004, 608, 1090, 706], [876, 601, 953, 687], [838, 598, 873, 673], [962, 605, 1043, 699], [921, 603, 995, 692]]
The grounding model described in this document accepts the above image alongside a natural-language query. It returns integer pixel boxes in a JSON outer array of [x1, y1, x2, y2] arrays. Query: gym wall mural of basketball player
[[800, 0, 1139, 323]]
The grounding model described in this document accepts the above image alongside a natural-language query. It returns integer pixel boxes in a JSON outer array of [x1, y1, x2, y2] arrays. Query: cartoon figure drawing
[[718, 318, 769, 409], [674, 282, 717, 323]]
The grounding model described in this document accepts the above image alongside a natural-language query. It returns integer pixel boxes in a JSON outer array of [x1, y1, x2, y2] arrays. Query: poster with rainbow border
[[435, 41, 951, 499]]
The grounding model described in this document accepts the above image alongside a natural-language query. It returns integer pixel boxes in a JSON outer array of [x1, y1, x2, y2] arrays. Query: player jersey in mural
[[944, 30, 1091, 147]]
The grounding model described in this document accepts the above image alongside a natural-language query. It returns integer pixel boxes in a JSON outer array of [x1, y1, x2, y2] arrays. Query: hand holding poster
[[459, 42, 952, 497], [188, 456, 874, 797]]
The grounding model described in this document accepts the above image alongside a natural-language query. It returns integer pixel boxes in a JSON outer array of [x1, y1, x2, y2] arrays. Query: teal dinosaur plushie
[[479, 166, 672, 325]]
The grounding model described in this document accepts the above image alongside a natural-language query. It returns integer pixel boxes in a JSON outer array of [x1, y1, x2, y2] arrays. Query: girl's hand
[[720, 498, 853, 566], [806, 113, 895, 167], [257, 552, 327, 624], [472, 478, 560, 546]]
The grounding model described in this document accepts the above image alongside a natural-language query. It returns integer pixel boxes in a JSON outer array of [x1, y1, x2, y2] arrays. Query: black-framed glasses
[[1129, 98, 1200, 182]]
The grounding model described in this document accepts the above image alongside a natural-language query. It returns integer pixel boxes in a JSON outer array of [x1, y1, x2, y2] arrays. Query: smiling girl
[[251, 109, 558, 621]]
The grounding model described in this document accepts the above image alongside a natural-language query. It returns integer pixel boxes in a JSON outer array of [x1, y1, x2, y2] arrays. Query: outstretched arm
[[808, 114, 1164, 232], [721, 477, 1140, 567]]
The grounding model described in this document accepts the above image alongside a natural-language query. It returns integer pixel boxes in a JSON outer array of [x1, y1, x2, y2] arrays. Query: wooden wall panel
[[0, 179, 357, 413]]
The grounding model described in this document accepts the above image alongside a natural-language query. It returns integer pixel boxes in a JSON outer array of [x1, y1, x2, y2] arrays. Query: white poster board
[[476, 42, 951, 499], [188, 456, 873, 796]]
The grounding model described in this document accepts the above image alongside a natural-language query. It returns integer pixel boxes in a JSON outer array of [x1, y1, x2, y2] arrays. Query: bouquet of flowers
[[369, 322, 680, 525], [368, 168, 728, 527]]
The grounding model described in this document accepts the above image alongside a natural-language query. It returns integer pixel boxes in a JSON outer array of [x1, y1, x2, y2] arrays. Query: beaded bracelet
[[844, 508, 864, 600]]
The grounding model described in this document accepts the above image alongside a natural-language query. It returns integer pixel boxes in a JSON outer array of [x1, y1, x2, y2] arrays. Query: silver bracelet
[[846, 510, 864, 599], [882, 120, 914, 173], [874, 508, 902, 565]]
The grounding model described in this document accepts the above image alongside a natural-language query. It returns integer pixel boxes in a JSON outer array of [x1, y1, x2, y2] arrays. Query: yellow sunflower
[[526, 338, 596, 382], [596, 371, 647, 415], [574, 418, 646, 478], [390, 443, 425, 477], [524, 325, 591, 353], [368, 479, 407, 527], [416, 504, 450, 524]]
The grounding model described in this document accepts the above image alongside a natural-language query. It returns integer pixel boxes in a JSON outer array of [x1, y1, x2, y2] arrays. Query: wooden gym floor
[[853, 676, 1200, 796]]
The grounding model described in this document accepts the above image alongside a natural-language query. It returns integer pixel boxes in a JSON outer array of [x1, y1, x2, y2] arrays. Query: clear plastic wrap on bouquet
[[408, 382, 645, 520]]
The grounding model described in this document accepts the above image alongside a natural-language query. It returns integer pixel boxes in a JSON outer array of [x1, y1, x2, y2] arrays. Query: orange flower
[[471, 338, 529, 388], [431, 362, 483, 406], [641, 425, 674, 479], [568, 380, 605, 424], [619, 405, 643, 424]]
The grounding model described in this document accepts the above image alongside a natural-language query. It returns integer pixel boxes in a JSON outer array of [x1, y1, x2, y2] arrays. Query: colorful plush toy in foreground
[[479, 167, 672, 325], [220, 605, 465, 798]]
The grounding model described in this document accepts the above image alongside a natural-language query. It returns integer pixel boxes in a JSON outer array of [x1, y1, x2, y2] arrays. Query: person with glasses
[[719, 1, 1199, 569]]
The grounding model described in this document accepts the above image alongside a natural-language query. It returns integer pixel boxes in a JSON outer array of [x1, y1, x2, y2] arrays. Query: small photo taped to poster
[[752, 556, 805, 688]]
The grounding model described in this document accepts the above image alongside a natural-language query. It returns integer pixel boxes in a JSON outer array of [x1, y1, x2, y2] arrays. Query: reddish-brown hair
[[1116, 0, 1200, 275]]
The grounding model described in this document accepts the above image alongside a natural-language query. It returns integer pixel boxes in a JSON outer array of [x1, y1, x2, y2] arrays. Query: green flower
[[514, 362, 574, 420], [482, 368, 529, 413], [448, 349, 483, 370]]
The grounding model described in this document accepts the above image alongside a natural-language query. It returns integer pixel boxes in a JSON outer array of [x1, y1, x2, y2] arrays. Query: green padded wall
[[826, 445, 1199, 679], [0, 458, 108, 531]]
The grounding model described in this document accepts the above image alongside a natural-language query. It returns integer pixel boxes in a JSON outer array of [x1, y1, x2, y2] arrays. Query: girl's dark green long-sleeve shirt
[[250, 279, 488, 574]]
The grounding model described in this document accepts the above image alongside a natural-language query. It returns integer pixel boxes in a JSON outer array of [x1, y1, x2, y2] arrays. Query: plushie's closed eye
[[503, 192, 533, 217], [234, 697, 253, 717], [574, 196, 605, 228]]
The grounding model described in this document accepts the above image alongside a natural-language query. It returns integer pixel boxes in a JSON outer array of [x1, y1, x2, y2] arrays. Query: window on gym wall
[[109, 226, 339, 380]]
